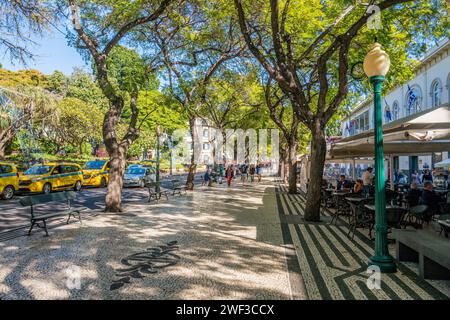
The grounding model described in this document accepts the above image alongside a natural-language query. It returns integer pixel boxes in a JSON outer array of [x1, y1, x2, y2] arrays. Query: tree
[[198, 69, 268, 162], [135, 1, 245, 189], [0, 0, 55, 64], [48, 97, 103, 155], [0, 85, 57, 159], [68, 0, 173, 212], [234, 0, 445, 221]]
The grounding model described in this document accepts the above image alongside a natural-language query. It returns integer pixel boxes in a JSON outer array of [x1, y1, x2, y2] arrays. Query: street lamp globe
[[363, 43, 390, 78]]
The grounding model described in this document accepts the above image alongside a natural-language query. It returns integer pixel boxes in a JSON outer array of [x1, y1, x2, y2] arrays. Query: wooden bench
[[393, 229, 450, 280], [169, 179, 187, 196], [147, 181, 169, 203], [19, 191, 81, 237]]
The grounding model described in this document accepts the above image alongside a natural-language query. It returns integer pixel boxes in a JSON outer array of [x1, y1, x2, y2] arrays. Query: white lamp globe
[[363, 43, 390, 78]]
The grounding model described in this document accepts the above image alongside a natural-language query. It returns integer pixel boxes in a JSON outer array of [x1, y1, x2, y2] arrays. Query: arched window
[[431, 79, 441, 107], [392, 101, 399, 120], [405, 85, 422, 115]]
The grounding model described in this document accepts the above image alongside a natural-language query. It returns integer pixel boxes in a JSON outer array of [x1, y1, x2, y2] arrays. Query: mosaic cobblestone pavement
[[276, 184, 450, 300], [0, 181, 294, 299]]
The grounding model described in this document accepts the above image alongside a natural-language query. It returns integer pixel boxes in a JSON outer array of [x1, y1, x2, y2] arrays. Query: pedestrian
[[204, 169, 210, 186], [226, 165, 234, 187], [240, 164, 248, 184], [362, 167, 374, 197], [256, 164, 262, 182], [422, 170, 433, 183], [420, 181, 441, 216], [249, 164, 255, 182]]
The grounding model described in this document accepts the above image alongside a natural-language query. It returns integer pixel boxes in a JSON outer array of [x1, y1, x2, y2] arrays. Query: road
[[0, 173, 203, 233]]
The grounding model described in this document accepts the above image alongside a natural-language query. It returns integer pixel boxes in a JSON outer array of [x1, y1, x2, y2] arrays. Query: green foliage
[[106, 46, 155, 94]]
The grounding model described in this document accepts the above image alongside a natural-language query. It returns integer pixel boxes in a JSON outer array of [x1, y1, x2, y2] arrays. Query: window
[[203, 128, 209, 138], [431, 79, 441, 107], [349, 110, 370, 135], [0, 165, 12, 174], [392, 101, 399, 120], [405, 85, 422, 115], [52, 166, 62, 175], [63, 165, 78, 173], [203, 143, 210, 150]]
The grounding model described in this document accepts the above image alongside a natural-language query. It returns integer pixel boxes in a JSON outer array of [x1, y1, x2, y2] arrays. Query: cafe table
[[364, 204, 404, 211]]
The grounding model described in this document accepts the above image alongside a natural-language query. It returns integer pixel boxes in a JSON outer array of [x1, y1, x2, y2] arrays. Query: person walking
[[240, 164, 248, 184], [256, 164, 262, 182], [422, 170, 433, 183], [249, 164, 256, 182], [204, 169, 210, 187], [226, 165, 234, 188], [362, 167, 374, 197]]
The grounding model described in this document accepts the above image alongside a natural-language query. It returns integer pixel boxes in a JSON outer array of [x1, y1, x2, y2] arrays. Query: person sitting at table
[[336, 175, 351, 191], [420, 181, 442, 215], [406, 182, 421, 207], [353, 179, 363, 194]]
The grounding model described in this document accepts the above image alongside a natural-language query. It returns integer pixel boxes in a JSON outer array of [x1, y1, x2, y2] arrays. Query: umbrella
[[434, 158, 450, 168]]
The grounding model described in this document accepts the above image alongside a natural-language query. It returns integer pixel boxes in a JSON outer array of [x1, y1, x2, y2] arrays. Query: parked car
[[0, 162, 19, 200], [19, 162, 83, 194], [82, 160, 110, 188], [123, 166, 155, 188]]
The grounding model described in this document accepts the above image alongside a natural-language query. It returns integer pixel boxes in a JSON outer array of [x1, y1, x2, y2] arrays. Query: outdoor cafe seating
[[322, 180, 450, 241]]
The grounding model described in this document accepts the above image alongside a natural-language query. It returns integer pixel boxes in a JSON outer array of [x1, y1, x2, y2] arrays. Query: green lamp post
[[363, 43, 397, 273], [155, 124, 161, 194]]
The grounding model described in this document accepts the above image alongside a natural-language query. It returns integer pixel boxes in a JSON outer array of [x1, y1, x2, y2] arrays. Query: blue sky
[[1, 28, 89, 75]]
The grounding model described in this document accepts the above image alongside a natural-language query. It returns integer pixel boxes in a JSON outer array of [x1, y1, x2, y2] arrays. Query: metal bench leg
[[28, 221, 36, 236], [42, 220, 49, 237]]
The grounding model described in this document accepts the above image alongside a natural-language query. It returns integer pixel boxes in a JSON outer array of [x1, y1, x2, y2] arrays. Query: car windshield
[[84, 161, 106, 170], [24, 166, 52, 175], [127, 168, 145, 175]]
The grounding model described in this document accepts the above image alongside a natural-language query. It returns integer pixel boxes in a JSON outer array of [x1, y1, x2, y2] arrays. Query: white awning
[[328, 104, 450, 160], [434, 158, 450, 168]]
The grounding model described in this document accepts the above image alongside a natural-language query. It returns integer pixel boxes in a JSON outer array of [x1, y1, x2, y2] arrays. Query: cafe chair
[[407, 205, 431, 228], [347, 199, 374, 240]]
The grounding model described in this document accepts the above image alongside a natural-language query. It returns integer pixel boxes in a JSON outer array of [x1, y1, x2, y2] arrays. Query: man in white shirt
[[362, 167, 373, 197]]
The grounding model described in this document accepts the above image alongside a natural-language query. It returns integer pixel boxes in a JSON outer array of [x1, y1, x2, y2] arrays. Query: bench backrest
[[171, 180, 182, 187], [20, 191, 77, 207]]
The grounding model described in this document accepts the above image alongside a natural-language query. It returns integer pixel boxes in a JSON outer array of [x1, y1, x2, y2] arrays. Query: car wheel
[[43, 183, 51, 194], [74, 180, 82, 192], [101, 177, 107, 188], [139, 180, 145, 188], [2, 186, 14, 200]]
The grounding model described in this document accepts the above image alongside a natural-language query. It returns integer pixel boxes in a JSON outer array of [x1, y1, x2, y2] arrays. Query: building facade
[[339, 38, 450, 180]]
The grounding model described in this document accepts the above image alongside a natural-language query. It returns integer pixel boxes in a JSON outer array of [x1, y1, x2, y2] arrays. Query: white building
[[339, 38, 450, 179], [184, 118, 215, 165]]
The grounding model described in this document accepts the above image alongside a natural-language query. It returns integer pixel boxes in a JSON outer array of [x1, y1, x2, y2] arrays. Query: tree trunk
[[104, 146, 127, 212], [287, 139, 298, 194], [0, 128, 14, 160], [0, 143, 5, 160], [278, 147, 286, 178], [304, 121, 327, 222], [185, 117, 197, 190], [103, 96, 128, 213]]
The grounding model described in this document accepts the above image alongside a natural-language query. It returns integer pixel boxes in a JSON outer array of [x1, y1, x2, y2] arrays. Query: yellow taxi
[[82, 160, 110, 187], [19, 162, 83, 194], [0, 162, 19, 200]]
